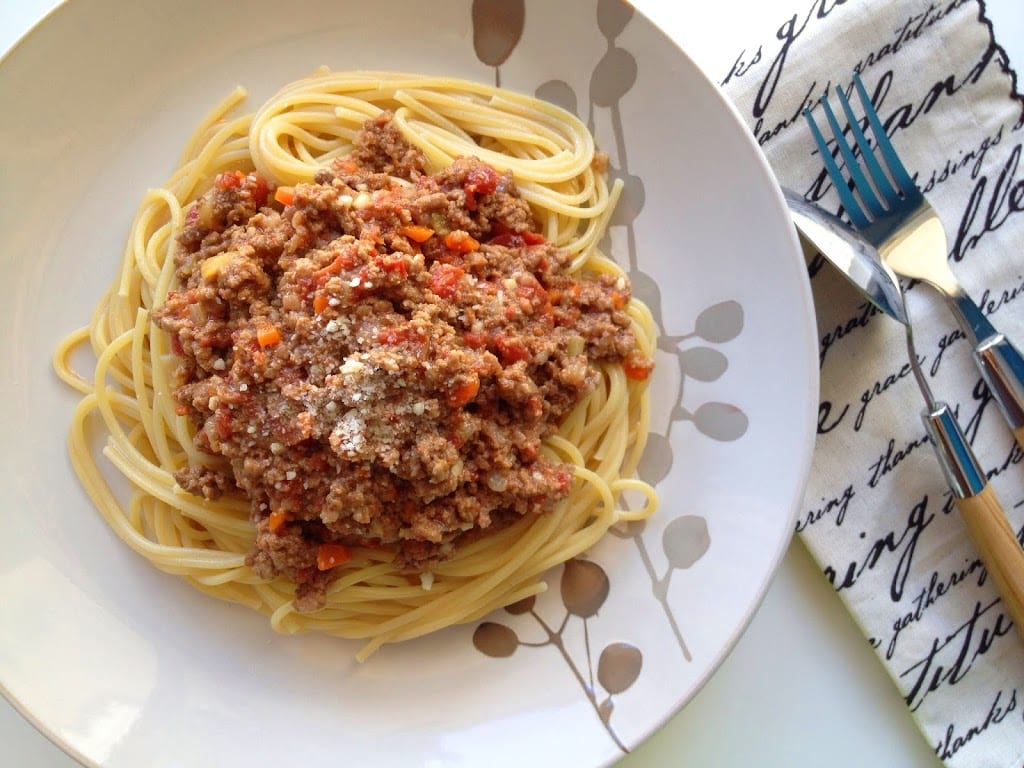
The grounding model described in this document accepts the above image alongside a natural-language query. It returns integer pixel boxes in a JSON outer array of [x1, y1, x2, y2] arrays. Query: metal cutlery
[[805, 73, 1024, 452], [785, 189, 906, 324], [785, 189, 1024, 636]]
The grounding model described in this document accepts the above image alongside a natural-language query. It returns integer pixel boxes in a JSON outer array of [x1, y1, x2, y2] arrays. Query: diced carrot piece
[[611, 291, 627, 310], [267, 510, 288, 534], [401, 225, 435, 243], [317, 543, 352, 571], [623, 352, 654, 381], [274, 186, 295, 206], [444, 230, 480, 253], [256, 325, 282, 348], [313, 293, 329, 314]]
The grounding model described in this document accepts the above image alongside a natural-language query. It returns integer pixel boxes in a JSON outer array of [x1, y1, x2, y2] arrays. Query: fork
[[805, 73, 1024, 452], [804, 81, 1024, 636]]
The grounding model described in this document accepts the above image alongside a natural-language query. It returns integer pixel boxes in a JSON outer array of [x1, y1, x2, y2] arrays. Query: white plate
[[0, 1, 818, 765]]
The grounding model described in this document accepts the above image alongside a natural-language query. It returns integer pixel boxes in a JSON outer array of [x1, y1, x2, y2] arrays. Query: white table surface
[[3, 2, 1022, 766]]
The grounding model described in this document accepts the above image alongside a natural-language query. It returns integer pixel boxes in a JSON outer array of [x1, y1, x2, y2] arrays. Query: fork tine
[[803, 106, 870, 229], [820, 93, 887, 219], [833, 82, 898, 204], [852, 73, 919, 197]]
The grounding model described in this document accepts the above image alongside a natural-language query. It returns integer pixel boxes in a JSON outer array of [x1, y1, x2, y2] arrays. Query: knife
[[782, 188, 1024, 638]]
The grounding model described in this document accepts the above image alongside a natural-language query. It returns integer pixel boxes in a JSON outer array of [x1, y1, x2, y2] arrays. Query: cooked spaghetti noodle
[[54, 71, 657, 660]]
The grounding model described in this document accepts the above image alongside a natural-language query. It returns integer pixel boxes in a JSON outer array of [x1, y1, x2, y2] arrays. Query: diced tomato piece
[[493, 334, 528, 364], [214, 406, 232, 440], [377, 326, 413, 345], [250, 174, 269, 207], [462, 330, 488, 349], [448, 375, 480, 408], [313, 251, 356, 283], [516, 277, 548, 305], [487, 232, 521, 248], [380, 255, 408, 277], [430, 264, 465, 299], [555, 466, 573, 493], [465, 165, 499, 196], [349, 266, 375, 298], [489, 230, 546, 248], [215, 170, 244, 190]]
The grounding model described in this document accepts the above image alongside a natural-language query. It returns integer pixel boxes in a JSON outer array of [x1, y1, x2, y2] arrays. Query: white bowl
[[0, 1, 818, 765]]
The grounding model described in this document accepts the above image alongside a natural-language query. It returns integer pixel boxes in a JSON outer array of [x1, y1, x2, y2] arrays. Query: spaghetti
[[54, 71, 657, 660]]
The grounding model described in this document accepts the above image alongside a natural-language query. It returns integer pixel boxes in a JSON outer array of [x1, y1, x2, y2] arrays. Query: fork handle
[[950, 293, 1024, 445], [974, 333, 1024, 446], [923, 403, 1024, 639]]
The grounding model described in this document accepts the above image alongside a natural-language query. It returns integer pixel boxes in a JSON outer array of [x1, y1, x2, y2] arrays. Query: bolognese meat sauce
[[153, 113, 652, 610]]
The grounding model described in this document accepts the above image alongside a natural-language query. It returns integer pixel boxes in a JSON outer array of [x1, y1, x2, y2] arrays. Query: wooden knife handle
[[957, 485, 1024, 639]]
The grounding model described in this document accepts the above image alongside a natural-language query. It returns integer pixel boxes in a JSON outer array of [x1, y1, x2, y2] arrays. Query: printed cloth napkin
[[717, 1, 1024, 765]]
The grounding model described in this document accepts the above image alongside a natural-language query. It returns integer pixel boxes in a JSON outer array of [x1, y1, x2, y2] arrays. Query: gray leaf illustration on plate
[[692, 401, 749, 442], [561, 558, 609, 618], [471, 558, 636, 754], [598, 642, 642, 694], [678, 346, 728, 382], [590, 48, 638, 107], [610, 172, 645, 227], [596, 0, 634, 40], [473, 622, 519, 657], [535, 79, 579, 116], [695, 300, 744, 343], [637, 432, 673, 485], [663, 515, 711, 570], [472, 0, 525, 84]]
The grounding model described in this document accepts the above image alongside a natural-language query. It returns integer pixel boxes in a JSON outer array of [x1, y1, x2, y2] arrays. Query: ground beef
[[153, 113, 652, 610]]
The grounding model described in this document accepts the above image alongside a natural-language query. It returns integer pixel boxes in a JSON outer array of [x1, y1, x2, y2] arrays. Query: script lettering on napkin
[[719, 1, 1024, 764], [935, 689, 1019, 760]]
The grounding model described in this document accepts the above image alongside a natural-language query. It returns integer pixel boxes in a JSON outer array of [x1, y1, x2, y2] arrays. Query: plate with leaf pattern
[[0, 0, 817, 765]]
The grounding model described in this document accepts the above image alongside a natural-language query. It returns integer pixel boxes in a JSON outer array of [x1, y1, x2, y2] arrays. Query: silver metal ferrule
[[974, 333, 1024, 429], [922, 402, 987, 499]]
